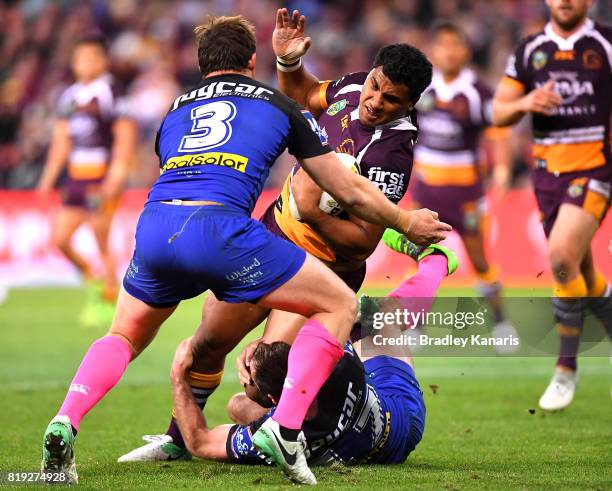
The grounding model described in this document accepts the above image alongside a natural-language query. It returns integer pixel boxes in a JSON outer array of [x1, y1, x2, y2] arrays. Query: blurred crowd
[[0, 0, 610, 190]]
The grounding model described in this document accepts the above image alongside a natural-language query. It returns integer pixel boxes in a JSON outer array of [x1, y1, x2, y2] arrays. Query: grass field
[[2, 287, 611, 490]]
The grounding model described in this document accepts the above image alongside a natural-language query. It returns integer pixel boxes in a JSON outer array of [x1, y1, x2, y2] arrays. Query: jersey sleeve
[[286, 104, 331, 159], [321, 72, 368, 110], [225, 413, 273, 465], [501, 41, 528, 93]]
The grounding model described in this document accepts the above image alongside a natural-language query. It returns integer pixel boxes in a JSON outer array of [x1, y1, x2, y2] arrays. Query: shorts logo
[[567, 180, 585, 198], [161, 152, 248, 174], [326, 99, 347, 116], [532, 50, 548, 70]]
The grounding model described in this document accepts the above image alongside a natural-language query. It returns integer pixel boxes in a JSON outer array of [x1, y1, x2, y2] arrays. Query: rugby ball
[[289, 152, 361, 220]]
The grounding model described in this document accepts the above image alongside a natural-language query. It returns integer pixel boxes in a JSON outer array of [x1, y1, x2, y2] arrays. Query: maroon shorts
[[61, 178, 105, 211], [258, 203, 366, 293], [532, 166, 612, 237], [411, 179, 486, 236]]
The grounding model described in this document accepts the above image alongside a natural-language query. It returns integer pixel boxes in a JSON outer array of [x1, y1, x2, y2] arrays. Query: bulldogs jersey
[[273, 72, 418, 262], [501, 19, 612, 174], [57, 73, 131, 180]]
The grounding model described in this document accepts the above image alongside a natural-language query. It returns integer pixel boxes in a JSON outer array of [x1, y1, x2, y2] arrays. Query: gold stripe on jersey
[[318, 80, 331, 111], [499, 76, 525, 93], [274, 174, 336, 262], [68, 162, 107, 180], [532, 141, 605, 173], [415, 161, 479, 186]]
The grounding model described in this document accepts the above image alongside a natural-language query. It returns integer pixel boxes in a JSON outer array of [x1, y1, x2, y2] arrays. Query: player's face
[[431, 31, 470, 76], [72, 44, 108, 83], [359, 67, 413, 126], [546, 0, 592, 31]]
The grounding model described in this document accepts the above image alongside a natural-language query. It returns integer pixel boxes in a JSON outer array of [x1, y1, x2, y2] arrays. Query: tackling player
[[386, 22, 517, 348], [492, 0, 612, 410], [37, 33, 136, 326], [117, 8, 447, 467], [41, 15, 450, 485], [166, 248, 457, 468]]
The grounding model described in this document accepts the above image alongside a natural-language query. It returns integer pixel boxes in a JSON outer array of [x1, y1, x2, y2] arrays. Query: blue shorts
[[364, 356, 426, 464], [122, 202, 307, 306]]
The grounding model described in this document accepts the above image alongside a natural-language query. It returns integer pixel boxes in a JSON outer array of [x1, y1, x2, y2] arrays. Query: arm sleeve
[[286, 104, 331, 159], [501, 42, 528, 93], [225, 413, 274, 465]]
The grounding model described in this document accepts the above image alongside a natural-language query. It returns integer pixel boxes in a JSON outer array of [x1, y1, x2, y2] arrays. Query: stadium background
[[1, 2, 611, 488]]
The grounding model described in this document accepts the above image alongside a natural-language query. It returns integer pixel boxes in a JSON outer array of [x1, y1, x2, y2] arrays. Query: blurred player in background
[[386, 22, 517, 347], [41, 15, 447, 486], [493, 0, 612, 410], [37, 33, 136, 326]]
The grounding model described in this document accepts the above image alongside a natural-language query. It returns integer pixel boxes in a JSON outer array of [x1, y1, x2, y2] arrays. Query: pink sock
[[388, 254, 448, 324], [58, 335, 132, 430], [273, 319, 344, 430]]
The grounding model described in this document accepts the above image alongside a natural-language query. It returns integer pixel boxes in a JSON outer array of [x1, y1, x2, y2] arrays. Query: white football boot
[[538, 368, 578, 411], [252, 418, 316, 485], [118, 434, 190, 462]]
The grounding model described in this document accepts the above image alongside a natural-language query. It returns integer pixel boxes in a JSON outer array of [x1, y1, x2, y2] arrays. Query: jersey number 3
[[179, 100, 236, 152]]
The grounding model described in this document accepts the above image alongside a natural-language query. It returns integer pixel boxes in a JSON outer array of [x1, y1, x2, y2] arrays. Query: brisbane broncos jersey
[[501, 19, 612, 174], [56, 73, 130, 180], [273, 72, 418, 262], [414, 69, 504, 187], [148, 74, 330, 214], [226, 343, 393, 465]]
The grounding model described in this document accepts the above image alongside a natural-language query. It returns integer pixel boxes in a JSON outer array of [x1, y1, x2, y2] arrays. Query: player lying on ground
[[492, 0, 612, 411], [37, 32, 137, 327], [41, 15, 450, 485], [405, 21, 518, 351], [117, 8, 444, 471], [165, 246, 458, 467]]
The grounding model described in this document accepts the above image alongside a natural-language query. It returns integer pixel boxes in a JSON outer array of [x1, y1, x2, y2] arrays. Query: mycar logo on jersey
[[367, 167, 406, 200], [171, 81, 274, 110]]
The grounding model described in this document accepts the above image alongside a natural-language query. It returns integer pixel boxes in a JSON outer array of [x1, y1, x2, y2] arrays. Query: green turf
[[1, 288, 611, 490]]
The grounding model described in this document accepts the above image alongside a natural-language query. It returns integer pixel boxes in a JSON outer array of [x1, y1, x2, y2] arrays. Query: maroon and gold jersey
[[501, 19, 612, 174], [413, 69, 506, 187], [57, 73, 131, 180], [274, 72, 417, 262]]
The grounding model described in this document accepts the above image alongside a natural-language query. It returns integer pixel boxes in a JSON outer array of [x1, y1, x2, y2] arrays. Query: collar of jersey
[[430, 68, 475, 103], [544, 18, 594, 50]]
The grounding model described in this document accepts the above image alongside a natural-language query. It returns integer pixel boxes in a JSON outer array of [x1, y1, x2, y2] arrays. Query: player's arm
[[170, 339, 231, 462], [102, 117, 137, 200], [291, 168, 383, 260], [300, 151, 449, 245], [483, 126, 512, 198], [273, 8, 326, 118], [227, 393, 270, 425], [492, 79, 561, 127], [37, 119, 71, 196]]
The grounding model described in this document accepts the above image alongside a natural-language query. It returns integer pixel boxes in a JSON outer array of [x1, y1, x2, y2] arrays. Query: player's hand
[[291, 169, 323, 221], [170, 337, 194, 381], [236, 337, 263, 387], [273, 8, 311, 61], [399, 208, 452, 245], [521, 80, 561, 116]]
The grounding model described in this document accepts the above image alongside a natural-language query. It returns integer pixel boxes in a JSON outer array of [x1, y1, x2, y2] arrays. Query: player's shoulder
[[472, 75, 494, 100], [590, 21, 612, 43], [327, 72, 368, 99]]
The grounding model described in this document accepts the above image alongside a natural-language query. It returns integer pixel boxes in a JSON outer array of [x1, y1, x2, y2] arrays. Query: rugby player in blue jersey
[[166, 249, 458, 468], [41, 15, 451, 485]]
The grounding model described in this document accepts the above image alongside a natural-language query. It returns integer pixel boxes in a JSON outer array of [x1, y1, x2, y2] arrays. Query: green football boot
[[41, 416, 78, 485]]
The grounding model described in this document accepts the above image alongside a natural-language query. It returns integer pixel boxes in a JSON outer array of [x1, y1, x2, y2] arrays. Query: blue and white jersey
[[149, 74, 330, 214]]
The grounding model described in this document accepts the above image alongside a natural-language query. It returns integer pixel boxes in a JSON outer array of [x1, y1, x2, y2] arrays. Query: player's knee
[[53, 234, 71, 254], [549, 246, 580, 282], [337, 287, 358, 326]]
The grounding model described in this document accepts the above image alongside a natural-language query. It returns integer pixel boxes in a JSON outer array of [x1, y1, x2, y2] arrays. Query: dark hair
[[194, 15, 256, 77], [74, 31, 108, 53], [431, 21, 470, 46], [251, 342, 290, 400], [372, 43, 432, 103]]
